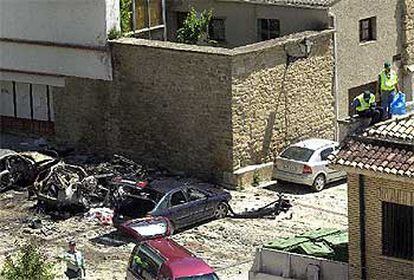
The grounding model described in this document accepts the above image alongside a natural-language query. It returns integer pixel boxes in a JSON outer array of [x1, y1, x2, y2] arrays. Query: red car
[[125, 217, 219, 280]]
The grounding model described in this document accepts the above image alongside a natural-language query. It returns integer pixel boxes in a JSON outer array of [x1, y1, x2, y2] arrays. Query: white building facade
[[0, 0, 119, 134]]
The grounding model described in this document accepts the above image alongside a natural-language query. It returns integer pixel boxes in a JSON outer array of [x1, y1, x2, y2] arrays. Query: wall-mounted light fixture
[[286, 37, 313, 64]]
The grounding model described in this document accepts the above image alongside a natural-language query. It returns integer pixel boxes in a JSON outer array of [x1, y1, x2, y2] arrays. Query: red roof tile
[[330, 114, 414, 178]]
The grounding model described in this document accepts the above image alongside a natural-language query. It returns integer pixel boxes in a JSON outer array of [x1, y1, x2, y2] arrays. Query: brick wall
[[231, 32, 335, 168], [53, 30, 335, 182], [347, 173, 414, 280]]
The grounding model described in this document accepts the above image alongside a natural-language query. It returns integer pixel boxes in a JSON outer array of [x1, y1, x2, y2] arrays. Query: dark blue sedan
[[112, 179, 232, 231]]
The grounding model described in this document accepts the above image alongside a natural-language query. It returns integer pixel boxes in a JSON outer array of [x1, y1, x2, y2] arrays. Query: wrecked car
[[34, 162, 110, 211], [0, 149, 57, 192], [113, 179, 231, 231], [125, 217, 219, 280]]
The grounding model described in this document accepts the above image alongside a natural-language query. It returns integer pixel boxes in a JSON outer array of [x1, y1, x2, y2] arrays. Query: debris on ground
[[84, 207, 114, 225], [228, 194, 292, 219], [1, 149, 150, 215], [0, 150, 57, 192]]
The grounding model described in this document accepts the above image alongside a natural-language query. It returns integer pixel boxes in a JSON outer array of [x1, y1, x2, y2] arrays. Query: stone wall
[[231, 32, 335, 168], [403, 0, 414, 65], [54, 30, 335, 182], [55, 39, 234, 180], [347, 173, 414, 280]]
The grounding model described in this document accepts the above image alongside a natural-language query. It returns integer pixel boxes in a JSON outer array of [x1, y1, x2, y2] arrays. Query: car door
[[167, 190, 192, 229], [184, 187, 209, 223], [127, 244, 164, 280], [320, 146, 342, 182]]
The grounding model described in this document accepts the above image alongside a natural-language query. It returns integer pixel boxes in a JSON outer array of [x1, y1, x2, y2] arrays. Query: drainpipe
[[359, 174, 367, 280], [162, 0, 167, 41], [330, 11, 340, 141]]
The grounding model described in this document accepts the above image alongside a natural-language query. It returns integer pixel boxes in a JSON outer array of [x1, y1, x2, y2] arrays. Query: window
[[186, 188, 207, 201], [129, 245, 164, 279], [258, 19, 280, 41], [209, 18, 225, 42], [170, 190, 187, 207], [382, 202, 413, 260], [359, 17, 376, 42], [176, 11, 188, 31], [280, 147, 314, 162], [134, 0, 163, 30], [320, 147, 334, 161]]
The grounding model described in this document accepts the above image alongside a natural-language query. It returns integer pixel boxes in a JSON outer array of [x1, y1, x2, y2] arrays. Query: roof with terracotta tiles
[[329, 114, 414, 178], [362, 114, 414, 143], [218, 0, 339, 9]]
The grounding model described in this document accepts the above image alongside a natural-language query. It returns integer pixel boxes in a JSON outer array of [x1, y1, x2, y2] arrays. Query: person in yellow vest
[[352, 90, 383, 125], [378, 62, 399, 119]]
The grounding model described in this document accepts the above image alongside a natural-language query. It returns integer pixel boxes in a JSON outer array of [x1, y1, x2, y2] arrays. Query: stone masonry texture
[[53, 30, 335, 182], [403, 0, 414, 65], [231, 34, 335, 169], [347, 173, 414, 280]]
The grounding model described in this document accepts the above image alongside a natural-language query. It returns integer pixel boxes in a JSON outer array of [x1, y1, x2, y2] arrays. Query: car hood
[[119, 216, 173, 241]]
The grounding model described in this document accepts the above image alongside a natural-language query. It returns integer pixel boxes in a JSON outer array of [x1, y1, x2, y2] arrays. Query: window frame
[[258, 18, 280, 41], [359, 17, 376, 43], [382, 202, 414, 261], [169, 190, 188, 207], [208, 18, 226, 42], [320, 147, 334, 161]]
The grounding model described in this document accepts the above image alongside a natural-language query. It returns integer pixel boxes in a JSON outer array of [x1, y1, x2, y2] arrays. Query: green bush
[[1, 243, 56, 280], [177, 7, 212, 44], [108, 28, 122, 40], [120, 0, 133, 33]]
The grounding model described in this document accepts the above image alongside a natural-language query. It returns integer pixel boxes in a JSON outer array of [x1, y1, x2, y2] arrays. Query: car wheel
[[214, 202, 229, 219], [312, 174, 326, 192]]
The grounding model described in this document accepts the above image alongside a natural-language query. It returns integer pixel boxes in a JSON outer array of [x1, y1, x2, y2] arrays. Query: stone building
[[53, 30, 336, 185], [330, 114, 414, 280], [164, 0, 411, 132]]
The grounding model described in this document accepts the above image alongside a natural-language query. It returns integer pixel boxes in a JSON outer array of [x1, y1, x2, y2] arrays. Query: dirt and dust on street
[[0, 183, 347, 279], [0, 134, 348, 280]]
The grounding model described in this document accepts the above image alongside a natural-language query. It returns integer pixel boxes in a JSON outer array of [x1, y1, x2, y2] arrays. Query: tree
[[177, 7, 212, 45], [1, 243, 56, 280]]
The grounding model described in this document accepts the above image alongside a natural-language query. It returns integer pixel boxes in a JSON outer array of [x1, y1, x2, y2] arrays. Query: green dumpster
[[291, 240, 335, 258], [264, 236, 308, 251], [322, 230, 349, 262]]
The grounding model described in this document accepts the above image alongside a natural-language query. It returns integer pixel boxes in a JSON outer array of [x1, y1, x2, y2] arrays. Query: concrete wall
[[54, 30, 335, 182], [347, 173, 414, 280], [167, 0, 329, 47], [330, 0, 403, 119], [0, 0, 119, 45], [249, 248, 348, 280], [0, 0, 119, 81], [231, 32, 335, 168]]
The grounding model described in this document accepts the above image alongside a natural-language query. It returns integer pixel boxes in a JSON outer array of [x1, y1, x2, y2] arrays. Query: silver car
[[274, 139, 346, 191]]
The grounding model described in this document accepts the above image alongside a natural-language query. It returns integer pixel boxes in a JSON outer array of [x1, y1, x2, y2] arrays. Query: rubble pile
[[0, 150, 148, 214], [0, 150, 57, 192], [83, 154, 148, 182]]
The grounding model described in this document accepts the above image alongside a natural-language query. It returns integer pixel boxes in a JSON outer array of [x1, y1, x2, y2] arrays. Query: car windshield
[[177, 273, 219, 280], [280, 147, 314, 162]]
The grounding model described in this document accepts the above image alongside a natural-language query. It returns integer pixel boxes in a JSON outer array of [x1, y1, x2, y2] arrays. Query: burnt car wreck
[[0, 150, 57, 192]]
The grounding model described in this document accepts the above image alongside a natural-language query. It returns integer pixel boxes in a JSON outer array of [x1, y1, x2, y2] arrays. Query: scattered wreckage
[[0, 149, 57, 192], [0, 149, 149, 213]]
